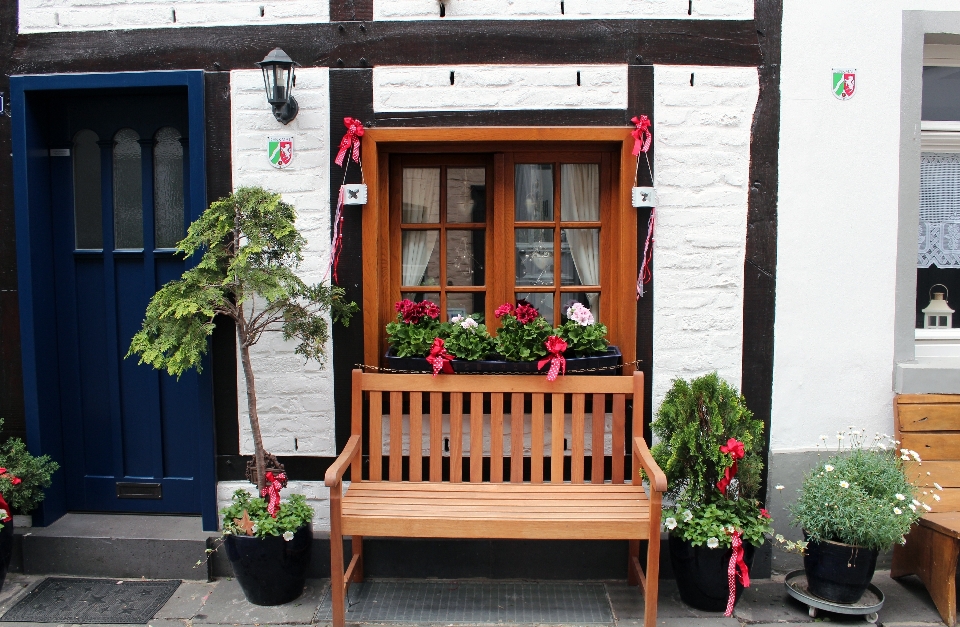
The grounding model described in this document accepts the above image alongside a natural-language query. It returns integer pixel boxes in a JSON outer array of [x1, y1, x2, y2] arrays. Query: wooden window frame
[[361, 127, 637, 372]]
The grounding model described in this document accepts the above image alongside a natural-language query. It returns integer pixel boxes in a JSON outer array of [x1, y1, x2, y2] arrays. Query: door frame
[[11, 70, 218, 530]]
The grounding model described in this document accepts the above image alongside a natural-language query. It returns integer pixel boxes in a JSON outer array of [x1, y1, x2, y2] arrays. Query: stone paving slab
[[192, 577, 325, 625]]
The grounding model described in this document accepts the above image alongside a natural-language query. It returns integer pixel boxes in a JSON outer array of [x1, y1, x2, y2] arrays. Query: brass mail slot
[[116, 482, 162, 499]]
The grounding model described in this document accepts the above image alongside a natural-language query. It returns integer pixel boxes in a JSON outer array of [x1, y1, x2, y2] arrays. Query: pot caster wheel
[[808, 606, 817, 618], [865, 612, 878, 623]]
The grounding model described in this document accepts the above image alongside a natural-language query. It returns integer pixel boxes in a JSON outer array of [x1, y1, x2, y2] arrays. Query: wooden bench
[[325, 369, 666, 627], [891, 394, 960, 626]]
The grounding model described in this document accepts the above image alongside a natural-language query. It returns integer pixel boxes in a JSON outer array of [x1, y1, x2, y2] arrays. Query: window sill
[[896, 330, 960, 392]]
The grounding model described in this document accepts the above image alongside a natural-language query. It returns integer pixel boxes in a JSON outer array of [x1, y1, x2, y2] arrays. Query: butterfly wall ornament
[[341, 183, 368, 205]]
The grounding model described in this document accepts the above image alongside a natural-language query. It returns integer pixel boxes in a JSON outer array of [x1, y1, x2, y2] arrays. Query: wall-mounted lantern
[[923, 284, 955, 329], [257, 48, 299, 125]]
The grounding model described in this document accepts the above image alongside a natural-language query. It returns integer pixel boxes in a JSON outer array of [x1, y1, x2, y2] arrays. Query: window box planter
[[384, 346, 622, 375]]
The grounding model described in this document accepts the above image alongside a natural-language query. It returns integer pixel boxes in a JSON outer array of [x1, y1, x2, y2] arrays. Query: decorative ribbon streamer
[[261, 471, 287, 518], [538, 336, 568, 381], [335, 117, 364, 166], [637, 207, 656, 299], [631, 115, 652, 156], [327, 186, 346, 283], [426, 338, 456, 376], [716, 438, 746, 495], [724, 530, 750, 617]]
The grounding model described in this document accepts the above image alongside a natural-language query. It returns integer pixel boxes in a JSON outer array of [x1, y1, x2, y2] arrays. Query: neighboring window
[[113, 128, 143, 250], [153, 126, 185, 249], [72, 129, 102, 250]]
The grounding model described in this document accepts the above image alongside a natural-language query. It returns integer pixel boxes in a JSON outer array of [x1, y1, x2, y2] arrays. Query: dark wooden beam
[[10, 19, 761, 74]]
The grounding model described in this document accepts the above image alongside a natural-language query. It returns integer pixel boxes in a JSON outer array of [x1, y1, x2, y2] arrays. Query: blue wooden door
[[48, 89, 206, 514]]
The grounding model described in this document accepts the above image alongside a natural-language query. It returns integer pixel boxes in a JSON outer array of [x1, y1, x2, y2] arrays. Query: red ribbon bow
[[716, 438, 745, 495], [426, 338, 456, 376], [631, 115, 652, 156], [335, 117, 364, 166], [538, 336, 568, 382], [724, 529, 750, 616], [261, 471, 287, 518], [0, 493, 10, 523]]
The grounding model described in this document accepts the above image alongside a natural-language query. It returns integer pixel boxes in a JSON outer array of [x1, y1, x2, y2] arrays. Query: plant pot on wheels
[[669, 534, 755, 612], [802, 536, 879, 604], [225, 525, 313, 605]]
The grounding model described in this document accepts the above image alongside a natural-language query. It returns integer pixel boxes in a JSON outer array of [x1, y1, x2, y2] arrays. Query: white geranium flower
[[839, 481, 850, 489], [0, 510, 7, 519], [283, 531, 294, 542], [894, 507, 903, 515], [775, 534, 785, 542], [824, 465, 835, 472], [251, 524, 258, 533], [896, 493, 906, 501], [664, 517, 677, 530], [450, 315, 464, 323], [460, 317, 479, 330], [682, 509, 693, 523], [706, 537, 719, 549]]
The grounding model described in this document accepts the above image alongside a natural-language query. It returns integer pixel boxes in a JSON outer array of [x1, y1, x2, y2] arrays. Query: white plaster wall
[[230, 68, 336, 458], [373, 65, 628, 112], [375, 0, 752, 20], [771, 2, 960, 453], [651, 65, 757, 409], [19, 0, 328, 33]]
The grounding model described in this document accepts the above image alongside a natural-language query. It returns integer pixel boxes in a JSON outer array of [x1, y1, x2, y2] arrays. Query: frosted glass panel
[[113, 128, 143, 249], [73, 129, 102, 250], [154, 127, 184, 249]]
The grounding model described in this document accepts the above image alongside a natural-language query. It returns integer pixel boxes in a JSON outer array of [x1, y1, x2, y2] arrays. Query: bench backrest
[[351, 369, 644, 484], [895, 393, 960, 512]]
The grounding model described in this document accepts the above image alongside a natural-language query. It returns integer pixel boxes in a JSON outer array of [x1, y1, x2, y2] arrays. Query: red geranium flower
[[495, 303, 514, 319], [422, 301, 440, 319], [759, 508, 771, 519], [514, 303, 539, 324]]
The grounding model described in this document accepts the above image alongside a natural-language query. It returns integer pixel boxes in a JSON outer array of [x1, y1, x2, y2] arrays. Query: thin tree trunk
[[237, 323, 267, 494]]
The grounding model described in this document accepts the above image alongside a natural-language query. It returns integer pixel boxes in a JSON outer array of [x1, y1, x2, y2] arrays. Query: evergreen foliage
[[0, 419, 59, 514]]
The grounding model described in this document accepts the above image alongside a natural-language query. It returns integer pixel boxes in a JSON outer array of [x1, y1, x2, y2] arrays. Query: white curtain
[[920, 153, 960, 268], [561, 164, 600, 313], [402, 168, 441, 286]]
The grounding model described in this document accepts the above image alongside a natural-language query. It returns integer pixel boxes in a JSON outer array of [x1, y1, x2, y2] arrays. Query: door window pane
[[402, 168, 440, 224], [515, 228, 554, 286], [402, 230, 440, 287], [73, 129, 102, 250], [446, 230, 485, 286], [515, 164, 553, 221], [516, 292, 553, 324], [560, 163, 599, 221], [154, 127, 184, 249], [113, 128, 143, 249], [446, 293, 485, 321], [447, 167, 486, 223], [561, 228, 600, 286]]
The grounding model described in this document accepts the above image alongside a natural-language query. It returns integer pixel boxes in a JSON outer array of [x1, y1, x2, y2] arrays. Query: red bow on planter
[[335, 117, 364, 166], [261, 471, 287, 518], [716, 438, 745, 495], [538, 336, 568, 382], [724, 529, 750, 616], [631, 115, 652, 156], [0, 493, 11, 524], [426, 338, 455, 376]]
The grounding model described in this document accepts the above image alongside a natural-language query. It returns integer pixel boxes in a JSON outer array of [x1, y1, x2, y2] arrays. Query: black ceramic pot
[[224, 525, 313, 606], [669, 534, 755, 612], [0, 519, 13, 591], [803, 537, 879, 604]]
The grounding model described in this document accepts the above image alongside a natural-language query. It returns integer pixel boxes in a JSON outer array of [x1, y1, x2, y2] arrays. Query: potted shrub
[[127, 187, 357, 605], [650, 373, 770, 615], [790, 429, 935, 604]]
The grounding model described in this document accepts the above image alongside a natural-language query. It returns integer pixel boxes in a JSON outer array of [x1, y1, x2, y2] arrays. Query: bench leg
[[628, 540, 640, 586], [892, 524, 959, 627], [643, 536, 660, 627], [330, 488, 346, 627], [352, 535, 364, 584]]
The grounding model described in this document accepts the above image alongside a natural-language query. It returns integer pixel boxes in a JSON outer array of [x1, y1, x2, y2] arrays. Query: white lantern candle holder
[[923, 284, 955, 329]]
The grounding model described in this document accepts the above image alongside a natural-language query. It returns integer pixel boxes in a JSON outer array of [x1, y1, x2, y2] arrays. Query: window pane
[[923, 67, 960, 121], [515, 164, 553, 221], [73, 129, 102, 249], [516, 292, 553, 324], [446, 230, 485, 286], [401, 292, 441, 308], [515, 228, 554, 286], [560, 163, 599, 221], [561, 293, 600, 324], [447, 167, 486, 223], [447, 293, 485, 321], [561, 228, 600, 286], [402, 168, 440, 224], [113, 128, 143, 249], [402, 230, 440, 287], [154, 127, 184, 249]]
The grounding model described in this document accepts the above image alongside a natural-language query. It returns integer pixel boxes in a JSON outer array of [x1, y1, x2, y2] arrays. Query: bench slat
[[451, 393, 463, 483], [552, 393, 564, 483], [511, 393, 524, 482], [907, 461, 960, 488], [592, 394, 605, 483], [532, 394, 544, 483], [390, 391, 402, 482], [359, 372, 633, 394], [572, 394, 585, 484], [370, 391, 382, 481], [491, 393, 504, 483], [898, 403, 960, 432], [410, 392, 423, 482], [430, 392, 442, 482], [612, 394, 625, 484], [471, 392, 483, 483], [901, 433, 960, 462], [347, 482, 642, 494], [342, 517, 649, 540]]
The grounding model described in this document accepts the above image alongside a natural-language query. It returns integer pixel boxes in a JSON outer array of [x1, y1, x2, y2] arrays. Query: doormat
[[1, 577, 180, 624], [315, 580, 614, 624]]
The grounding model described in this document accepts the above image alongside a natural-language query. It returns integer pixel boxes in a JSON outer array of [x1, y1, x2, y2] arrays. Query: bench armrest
[[325, 435, 361, 487], [633, 436, 667, 493]]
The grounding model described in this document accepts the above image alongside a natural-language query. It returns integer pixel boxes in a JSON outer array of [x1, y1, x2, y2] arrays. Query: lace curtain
[[560, 164, 600, 313], [401, 168, 440, 286], [919, 153, 960, 268]]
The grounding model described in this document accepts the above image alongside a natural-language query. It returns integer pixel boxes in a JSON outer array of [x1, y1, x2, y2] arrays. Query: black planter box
[[384, 346, 622, 375]]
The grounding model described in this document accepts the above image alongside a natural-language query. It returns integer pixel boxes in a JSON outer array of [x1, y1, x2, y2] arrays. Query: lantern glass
[[257, 48, 297, 106]]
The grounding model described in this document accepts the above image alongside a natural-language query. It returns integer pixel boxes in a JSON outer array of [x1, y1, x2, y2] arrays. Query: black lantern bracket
[[256, 47, 300, 125]]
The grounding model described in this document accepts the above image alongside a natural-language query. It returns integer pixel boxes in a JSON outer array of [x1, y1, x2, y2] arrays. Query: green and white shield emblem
[[267, 136, 293, 169], [832, 69, 856, 100]]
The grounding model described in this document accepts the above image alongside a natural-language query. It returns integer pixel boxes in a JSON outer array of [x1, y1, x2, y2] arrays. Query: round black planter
[[384, 346, 622, 375], [802, 537, 879, 604], [224, 525, 313, 606], [669, 534, 755, 612], [0, 519, 13, 591]]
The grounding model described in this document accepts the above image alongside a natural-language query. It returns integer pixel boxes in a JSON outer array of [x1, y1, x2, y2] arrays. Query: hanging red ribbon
[[538, 336, 568, 381], [631, 115, 652, 156], [0, 493, 11, 523], [724, 530, 750, 616], [716, 438, 746, 495], [261, 471, 287, 518], [426, 338, 456, 376], [637, 207, 656, 299], [335, 117, 364, 166], [328, 186, 346, 283]]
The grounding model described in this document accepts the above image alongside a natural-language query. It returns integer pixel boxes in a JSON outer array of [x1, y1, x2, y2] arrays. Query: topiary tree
[[127, 187, 358, 492]]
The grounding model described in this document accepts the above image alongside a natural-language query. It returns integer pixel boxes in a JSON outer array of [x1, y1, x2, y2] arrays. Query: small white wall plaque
[[267, 136, 293, 169], [342, 184, 368, 205], [632, 186, 657, 208]]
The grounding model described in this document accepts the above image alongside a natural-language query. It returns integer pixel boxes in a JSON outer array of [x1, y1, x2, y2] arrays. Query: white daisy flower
[[923, 503, 932, 512], [910, 450, 922, 461], [893, 507, 903, 515], [839, 481, 850, 489], [935, 482, 943, 491], [900, 448, 909, 454], [664, 517, 677, 530], [283, 530, 294, 542], [707, 537, 719, 549], [824, 465, 835, 472], [820, 435, 827, 441], [912, 499, 921, 507], [934, 494, 942, 501], [901, 454, 911, 461], [909, 503, 917, 512], [896, 493, 906, 500]]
